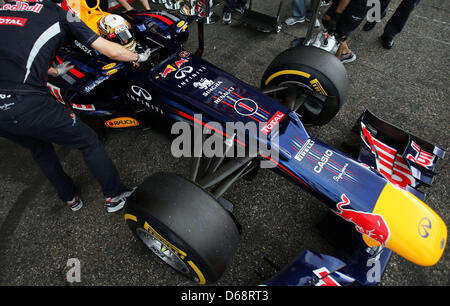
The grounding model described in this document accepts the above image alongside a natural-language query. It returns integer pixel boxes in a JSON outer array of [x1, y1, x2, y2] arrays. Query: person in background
[[222, 0, 248, 24], [362, 0, 420, 49], [285, 0, 323, 28], [322, 0, 370, 63], [116, 0, 151, 11]]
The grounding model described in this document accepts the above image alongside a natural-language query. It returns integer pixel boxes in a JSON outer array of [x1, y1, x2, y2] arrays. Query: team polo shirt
[[0, 0, 99, 94]]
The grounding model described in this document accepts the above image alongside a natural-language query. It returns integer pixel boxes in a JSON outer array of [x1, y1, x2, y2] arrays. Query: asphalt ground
[[0, 0, 448, 287]]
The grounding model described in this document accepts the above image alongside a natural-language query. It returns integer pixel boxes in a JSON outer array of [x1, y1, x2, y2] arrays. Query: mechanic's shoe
[[340, 51, 356, 64], [285, 16, 305, 26], [363, 11, 386, 31], [362, 21, 377, 32], [381, 35, 394, 49], [223, 12, 231, 24], [105, 187, 136, 213], [235, 6, 245, 14], [66, 195, 83, 212]]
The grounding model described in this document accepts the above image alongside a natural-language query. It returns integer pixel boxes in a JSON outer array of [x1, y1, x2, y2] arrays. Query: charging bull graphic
[[334, 194, 391, 246]]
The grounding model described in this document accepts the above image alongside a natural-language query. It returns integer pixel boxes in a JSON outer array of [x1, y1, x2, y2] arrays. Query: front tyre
[[124, 172, 240, 284], [261, 46, 348, 126]]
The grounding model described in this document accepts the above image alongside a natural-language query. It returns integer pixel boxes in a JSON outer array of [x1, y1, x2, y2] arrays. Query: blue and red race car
[[49, 0, 447, 286]]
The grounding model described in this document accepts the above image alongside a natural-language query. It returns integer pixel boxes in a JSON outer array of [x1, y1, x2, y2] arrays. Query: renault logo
[[418, 217, 432, 238]]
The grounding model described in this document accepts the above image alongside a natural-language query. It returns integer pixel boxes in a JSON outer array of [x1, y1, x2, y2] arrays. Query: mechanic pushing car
[[0, 0, 152, 212]]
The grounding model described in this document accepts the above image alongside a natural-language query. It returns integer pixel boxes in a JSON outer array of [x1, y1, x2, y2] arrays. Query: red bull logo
[[158, 59, 189, 78], [334, 194, 391, 246]]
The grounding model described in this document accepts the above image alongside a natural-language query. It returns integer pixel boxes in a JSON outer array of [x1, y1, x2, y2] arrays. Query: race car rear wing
[[357, 110, 446, 200]]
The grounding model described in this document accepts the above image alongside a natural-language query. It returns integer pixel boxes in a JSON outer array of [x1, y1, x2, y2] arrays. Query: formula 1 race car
[[49, 1, 447, 286]]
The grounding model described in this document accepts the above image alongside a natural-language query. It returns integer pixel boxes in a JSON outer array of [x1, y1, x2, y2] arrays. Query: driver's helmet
[[98, 14, 136, 52]]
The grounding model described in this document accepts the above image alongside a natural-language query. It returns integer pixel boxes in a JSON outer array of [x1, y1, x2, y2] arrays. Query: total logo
[[0, 16, 27, 27], [260, 111, 285, 135]]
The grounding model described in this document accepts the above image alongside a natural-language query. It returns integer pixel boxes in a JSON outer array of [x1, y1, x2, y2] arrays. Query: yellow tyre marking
[[264, 70, 311, 86], [188, 260, 206, 285], [124, 214, 207, 283], [124, 213, 137, 222], [310, 78, 328, 96], [143, 222, 187, 259]]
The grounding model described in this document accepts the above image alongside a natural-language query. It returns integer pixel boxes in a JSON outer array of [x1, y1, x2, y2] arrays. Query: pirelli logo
[[310, 78, 327, 96], [294, 139, 315, 162]]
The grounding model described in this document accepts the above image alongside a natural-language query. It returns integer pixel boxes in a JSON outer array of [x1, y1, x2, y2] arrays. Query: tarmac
[[0, 0, 448, 287]]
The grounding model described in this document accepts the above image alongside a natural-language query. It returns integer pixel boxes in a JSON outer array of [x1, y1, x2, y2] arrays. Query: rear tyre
[[261, 46, 348, 126], [124, 172, 240, 284]]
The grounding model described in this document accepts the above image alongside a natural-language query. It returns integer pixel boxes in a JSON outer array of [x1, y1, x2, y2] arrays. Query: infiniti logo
[[131, 85, 152, 101], [175, 66, 194, 79], [418, 217, 432, 238]]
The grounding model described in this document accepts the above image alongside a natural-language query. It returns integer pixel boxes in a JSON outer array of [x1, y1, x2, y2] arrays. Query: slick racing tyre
[[123, 172, 241, 284], [261, 46, 348, 126]]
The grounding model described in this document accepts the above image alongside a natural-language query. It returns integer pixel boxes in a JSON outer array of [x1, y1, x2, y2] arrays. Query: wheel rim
[[274, 81, 314, 110], [136, 227, 190, 275], [271, 81, 326, 120]]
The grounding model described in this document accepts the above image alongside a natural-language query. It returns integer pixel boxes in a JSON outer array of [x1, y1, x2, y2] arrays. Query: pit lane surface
[[0, 0, 448, 286]]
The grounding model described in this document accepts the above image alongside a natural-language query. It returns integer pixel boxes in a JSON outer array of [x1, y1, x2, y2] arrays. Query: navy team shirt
[[0, 0, 99, 94]]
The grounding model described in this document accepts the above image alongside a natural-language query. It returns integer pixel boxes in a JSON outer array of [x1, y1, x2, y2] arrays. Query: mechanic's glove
[[136, 49, 152, 63], [322, 12, 341, 33], [54, 61, 74, 76]]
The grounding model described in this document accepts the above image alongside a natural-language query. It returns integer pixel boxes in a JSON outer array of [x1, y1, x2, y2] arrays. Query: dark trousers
[[377, 0, 421, 39], [223, 0, 248, 13], [327, 0, 369, 37], [0, 94, 122, 202]]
